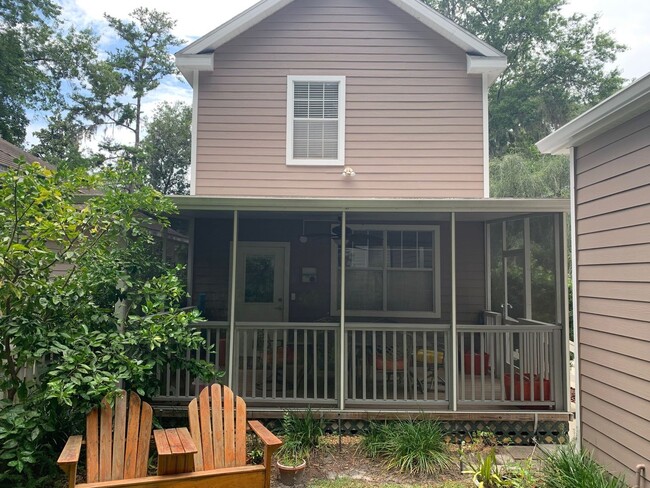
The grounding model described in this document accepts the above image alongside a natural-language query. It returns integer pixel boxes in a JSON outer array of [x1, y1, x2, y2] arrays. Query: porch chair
[[57, 390, 153, 488], [187, 383, 282, 488]]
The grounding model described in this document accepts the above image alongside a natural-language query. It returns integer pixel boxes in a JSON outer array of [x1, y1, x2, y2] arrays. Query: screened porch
[[155, 198, 571, 415]]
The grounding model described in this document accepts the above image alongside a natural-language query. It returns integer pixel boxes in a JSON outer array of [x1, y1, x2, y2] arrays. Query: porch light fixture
[[341, 167, 356, 177]]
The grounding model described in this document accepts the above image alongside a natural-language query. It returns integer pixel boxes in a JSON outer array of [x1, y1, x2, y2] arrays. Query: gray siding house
[[538, 73, 650, 486], [157, 0, 571, 436]]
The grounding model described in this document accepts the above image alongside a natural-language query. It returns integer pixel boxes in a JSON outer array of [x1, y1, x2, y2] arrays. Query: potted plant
[[275, 409, 323, 485], [276, 440, 308, 486]]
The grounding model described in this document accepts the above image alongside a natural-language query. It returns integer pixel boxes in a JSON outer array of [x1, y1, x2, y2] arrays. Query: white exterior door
[[235, 243, 289, 322]]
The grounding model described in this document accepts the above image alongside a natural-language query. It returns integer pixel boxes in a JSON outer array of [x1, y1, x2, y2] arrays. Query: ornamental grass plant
[[360, 419, 451, 475]]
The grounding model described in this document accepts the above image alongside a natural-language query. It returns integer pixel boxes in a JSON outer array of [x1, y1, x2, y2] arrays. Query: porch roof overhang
[[170, 196, 569, 215]]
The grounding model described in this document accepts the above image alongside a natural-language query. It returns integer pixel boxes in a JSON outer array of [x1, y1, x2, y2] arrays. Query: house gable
[[184, 0, 502, 198]]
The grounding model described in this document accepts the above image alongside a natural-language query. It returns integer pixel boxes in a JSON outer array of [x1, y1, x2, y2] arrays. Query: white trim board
[[175, 0, 506, 84]]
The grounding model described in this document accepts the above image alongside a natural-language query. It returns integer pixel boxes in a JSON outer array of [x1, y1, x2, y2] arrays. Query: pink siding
[[195, 0, 484, 198], [575, 109, 650, 486]]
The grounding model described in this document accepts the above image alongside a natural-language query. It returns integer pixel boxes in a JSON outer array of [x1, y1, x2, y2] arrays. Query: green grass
[[541, 444, 626, 488], [359, 420, 452, 476]]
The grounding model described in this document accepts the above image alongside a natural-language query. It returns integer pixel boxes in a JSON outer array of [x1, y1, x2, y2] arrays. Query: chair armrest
[[58, 435, 83, 466], [248, 420, 282, 448], [58, 435, 83, 487]]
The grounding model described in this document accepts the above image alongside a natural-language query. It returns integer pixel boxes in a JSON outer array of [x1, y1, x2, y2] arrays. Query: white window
[[286, 76, 346, 166], [331, 225, 441, 318]]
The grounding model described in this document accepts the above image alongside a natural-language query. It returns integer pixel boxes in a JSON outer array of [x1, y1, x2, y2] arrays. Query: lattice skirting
[[261, 418, 570, 445]]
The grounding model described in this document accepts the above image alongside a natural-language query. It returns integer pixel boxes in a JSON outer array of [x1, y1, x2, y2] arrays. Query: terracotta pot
[[277, 459, 306, 486]]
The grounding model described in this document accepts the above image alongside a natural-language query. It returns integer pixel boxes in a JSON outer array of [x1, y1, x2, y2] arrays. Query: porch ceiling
[[171, 196, 569, 220]]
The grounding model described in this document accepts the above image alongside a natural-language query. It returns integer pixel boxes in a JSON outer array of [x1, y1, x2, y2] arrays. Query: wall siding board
[[195, 0, 484, 198], [575, 109, 650, 485]]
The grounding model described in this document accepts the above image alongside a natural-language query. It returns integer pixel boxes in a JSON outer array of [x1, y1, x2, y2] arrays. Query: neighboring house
[[0, 138, 53, 171], [537, 73, 650, 485], [158, 0, 571, 438]]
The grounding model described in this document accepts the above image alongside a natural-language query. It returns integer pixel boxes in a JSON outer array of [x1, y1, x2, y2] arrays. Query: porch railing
[[457, 322, 562, 408], [155, 321, 229, 402], [153, 320, 564, 412], [345, 324, 449, 407], [233, 323, 338, 407]]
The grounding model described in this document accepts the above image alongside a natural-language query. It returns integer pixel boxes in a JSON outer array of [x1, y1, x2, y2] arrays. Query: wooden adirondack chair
[[186, 384, 282, 488], [57, 391, 153, 488]]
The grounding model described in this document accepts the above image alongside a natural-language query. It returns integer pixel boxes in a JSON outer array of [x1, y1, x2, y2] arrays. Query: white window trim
[[330, 224, 441, 318], [286, 75, 346, 166]]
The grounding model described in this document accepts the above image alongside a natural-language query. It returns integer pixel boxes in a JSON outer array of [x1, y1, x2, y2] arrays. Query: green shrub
[[462, 448, 537, 487], [541, 444, 626, 488], [360, 420, 451, 475], [279, 408, 324, 451], [276, 409, 324, 465]]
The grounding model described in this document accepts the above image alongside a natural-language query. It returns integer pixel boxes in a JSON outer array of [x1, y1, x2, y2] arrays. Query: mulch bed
[[272, 436, 472, 487]]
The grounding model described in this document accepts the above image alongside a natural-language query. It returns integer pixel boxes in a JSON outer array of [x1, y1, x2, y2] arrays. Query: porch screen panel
[[530, 216, 557, 324], [489, 223, 504, 314]]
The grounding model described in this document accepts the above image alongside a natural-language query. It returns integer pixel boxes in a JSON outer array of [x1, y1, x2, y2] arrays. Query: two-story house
[[159, 0, 571, 441]]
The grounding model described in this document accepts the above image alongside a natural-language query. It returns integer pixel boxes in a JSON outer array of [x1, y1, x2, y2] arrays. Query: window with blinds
[[286, 76, 345, 165]]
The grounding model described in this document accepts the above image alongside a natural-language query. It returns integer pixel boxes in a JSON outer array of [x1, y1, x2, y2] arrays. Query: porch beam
[[187, 217, 195, 305], [451, 212, 457, 411], [339, 211, 347, 411], [562, 212, 571, 414], [227, 210, 239, 388]]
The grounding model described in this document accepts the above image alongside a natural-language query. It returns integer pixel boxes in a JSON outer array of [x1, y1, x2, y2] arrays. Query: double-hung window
[[286, 76, 346, 166], [331, 225, 441, 318]]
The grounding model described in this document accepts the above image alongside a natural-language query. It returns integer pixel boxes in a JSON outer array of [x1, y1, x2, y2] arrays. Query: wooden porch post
[[561, 212, 571, 413], [338, 211, 346, 411], [187, 217, 195, 305], [227, 210, 239, 388], [451, 212, 458, 411]]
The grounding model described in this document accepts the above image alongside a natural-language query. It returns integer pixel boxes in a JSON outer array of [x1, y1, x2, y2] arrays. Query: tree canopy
[[0, 0, 96, 144], [423, 0, 626, 158]]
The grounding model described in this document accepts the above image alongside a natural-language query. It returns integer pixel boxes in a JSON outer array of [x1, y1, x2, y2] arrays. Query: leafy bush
[[0, 160, 218, 485], [541, 444, 626, 488], [360, 420, 451, 475]]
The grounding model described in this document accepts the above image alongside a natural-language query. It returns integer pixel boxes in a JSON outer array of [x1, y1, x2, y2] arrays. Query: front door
[[235, 243, 289, 322]]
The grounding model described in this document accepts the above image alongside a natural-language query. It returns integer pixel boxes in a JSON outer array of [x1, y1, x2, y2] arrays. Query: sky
[[26, 0, 650, 147]]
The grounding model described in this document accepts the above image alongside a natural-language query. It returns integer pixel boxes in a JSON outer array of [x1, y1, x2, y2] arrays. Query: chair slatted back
[[188, 384, 247, 472], [85, 391, 153, 483]]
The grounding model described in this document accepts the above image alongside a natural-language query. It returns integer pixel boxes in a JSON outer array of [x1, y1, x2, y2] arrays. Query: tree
[[141, 102, 192, 195], [71, 8, 183, 161], [0, 0, 96, 144], [421, 0, 626, 157], [29, 112, 98, 169], [490, 152, 570, 198], [0, 160, 217, 484]]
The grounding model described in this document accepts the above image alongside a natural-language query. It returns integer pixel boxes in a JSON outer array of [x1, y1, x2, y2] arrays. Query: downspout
[[634, 464, 646, 488], [569, 147, 581, 447], [227, 210, 239, 388], [190, 70, 199, 196]]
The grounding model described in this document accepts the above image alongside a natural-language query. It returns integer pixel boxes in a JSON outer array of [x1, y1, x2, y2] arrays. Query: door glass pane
[[506, 219, 524, 250], [244, 255, 274, 303], [530, 216, 557, 323], [489, 223, 504, 313], [505, 253, 525, 319], [387, 270, 433, 312]]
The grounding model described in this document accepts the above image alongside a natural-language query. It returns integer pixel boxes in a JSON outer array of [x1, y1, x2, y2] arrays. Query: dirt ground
[[271, 436, 473, 488]]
